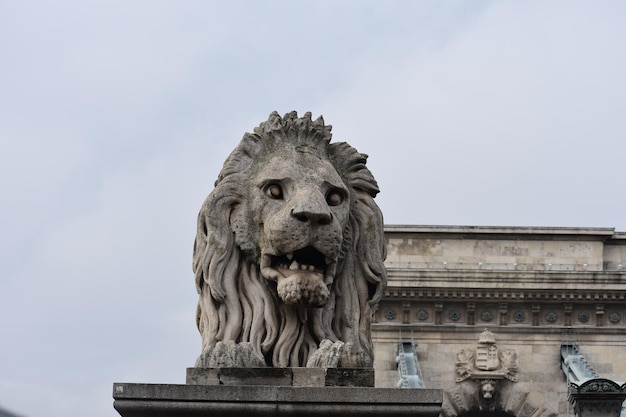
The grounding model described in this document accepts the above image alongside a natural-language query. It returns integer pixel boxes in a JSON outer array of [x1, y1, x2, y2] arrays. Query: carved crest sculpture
[[442, 330, 530, 417], [455, 329, 518, 382], [193, 111, 387, 368]]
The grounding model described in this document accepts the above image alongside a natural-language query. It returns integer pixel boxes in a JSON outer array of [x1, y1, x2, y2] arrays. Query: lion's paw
[[195, 341, 266, 368], [306, 339, 372, 368]]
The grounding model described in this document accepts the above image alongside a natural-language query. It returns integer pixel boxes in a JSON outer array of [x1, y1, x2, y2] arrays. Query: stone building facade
[[372, 225, 626, 416]]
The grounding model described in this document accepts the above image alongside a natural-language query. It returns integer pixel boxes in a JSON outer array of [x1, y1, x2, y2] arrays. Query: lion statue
[[193, 111, 387, 368]]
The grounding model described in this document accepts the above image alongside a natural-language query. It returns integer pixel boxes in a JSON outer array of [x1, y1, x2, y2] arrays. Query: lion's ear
[[328, 142, 380, 198]]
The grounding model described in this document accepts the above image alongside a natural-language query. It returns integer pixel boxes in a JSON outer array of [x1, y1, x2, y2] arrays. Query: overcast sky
[[1, 1, 625, 416]]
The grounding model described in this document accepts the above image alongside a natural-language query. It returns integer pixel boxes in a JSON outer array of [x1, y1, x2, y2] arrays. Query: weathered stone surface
[[569, 378, 626, 417], [325, 368, 374, 387], [187, 367, 292, 386], [374, 225, 626, 415], [186, 367, 219, 385], [185, 367, 374, 387], [113, 383, 442, 417], [193, 111, 386, 368], [291, 368, 325, 387]]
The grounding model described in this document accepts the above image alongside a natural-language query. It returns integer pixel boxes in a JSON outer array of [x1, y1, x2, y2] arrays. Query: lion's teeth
[[287, 259, 321, 273], [286, 253, 293, 260]]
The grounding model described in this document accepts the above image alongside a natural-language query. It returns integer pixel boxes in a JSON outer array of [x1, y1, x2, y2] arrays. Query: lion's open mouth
[[261, 246, 335, 281], [260, 246, 336, 307], [274, 246, 324, 273]]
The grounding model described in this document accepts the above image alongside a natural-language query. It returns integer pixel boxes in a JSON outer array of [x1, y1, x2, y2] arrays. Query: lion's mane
[[193, 111, 387, 367]]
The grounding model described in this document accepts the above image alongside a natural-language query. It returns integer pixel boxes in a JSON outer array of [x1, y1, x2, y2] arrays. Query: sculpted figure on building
[[455, 329, 518, 382], [441, 330, 539, 417], [193, 111, 387, 368]]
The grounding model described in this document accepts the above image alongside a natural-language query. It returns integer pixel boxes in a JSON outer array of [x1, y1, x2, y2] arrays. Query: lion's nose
[[291, 194, 332, 225], [291, 209, 332, 225]]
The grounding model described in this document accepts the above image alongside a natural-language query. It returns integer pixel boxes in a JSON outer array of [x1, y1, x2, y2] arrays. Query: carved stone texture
[[444, 331, 560, 417], [579, 312, 590, 323], [499, 303, 508, 326], [402, 302, 411, 324], [596, 304, 605, 327], [454, 329, 518, 383], [113, 383, 443, 417], [193, 111, 387, 368], [467, 303, 475, 325], [441, 380, 557, 417], [417, 309, 429, 321], [185, 367, 374, 387], [532, 304, 540, 326], [569, 378, 626, 417], [565, 304, 573, 326], [435, 303, 443, 325], [608, 312, 621, 323]]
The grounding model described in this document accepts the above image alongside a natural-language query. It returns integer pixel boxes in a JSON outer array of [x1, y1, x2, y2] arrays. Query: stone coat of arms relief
[[441, 330, 557, 417], [455, 329, 518, 383]]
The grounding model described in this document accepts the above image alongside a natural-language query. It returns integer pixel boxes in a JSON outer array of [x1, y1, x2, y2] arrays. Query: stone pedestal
[[185, 367, 375, 387], [113, 368, 442, 417]]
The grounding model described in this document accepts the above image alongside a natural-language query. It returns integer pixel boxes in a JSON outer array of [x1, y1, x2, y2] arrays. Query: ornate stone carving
[[193, 111, 387, 368], [569, 378, 626, 417], [455, 329, 518, 382], [545, 312, 558, 323], [513, 311, 526, 322], [448, 310, 461, 321], [608, 312, 621, 323], [574, 379, 626, 394], [481, 311, 493, 322], [442, 333, 559, 417], [478, 379, 497, 411]]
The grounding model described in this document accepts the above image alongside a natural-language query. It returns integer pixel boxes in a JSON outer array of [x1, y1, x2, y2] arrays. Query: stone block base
[[113, 383, 442, 417], [186, 367, 374, 387]]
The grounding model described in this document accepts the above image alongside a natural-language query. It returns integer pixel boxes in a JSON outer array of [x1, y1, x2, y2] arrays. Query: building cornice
[[385, 270, 626, 302], [383, 287, 626, 302], [386, 269, 626, 288], [371, 324, 626, 338], [384, 224, 617, 240]]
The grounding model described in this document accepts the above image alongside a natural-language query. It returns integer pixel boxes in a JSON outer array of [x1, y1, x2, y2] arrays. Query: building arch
[[441, 380, 555, 417]]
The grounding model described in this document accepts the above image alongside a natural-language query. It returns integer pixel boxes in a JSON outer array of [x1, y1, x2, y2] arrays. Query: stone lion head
[[193, 111, 387, 368]]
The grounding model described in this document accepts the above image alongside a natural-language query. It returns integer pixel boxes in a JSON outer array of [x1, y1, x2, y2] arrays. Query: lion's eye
[[326, 190, 343, 206], [266, 184, 283, 199]]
